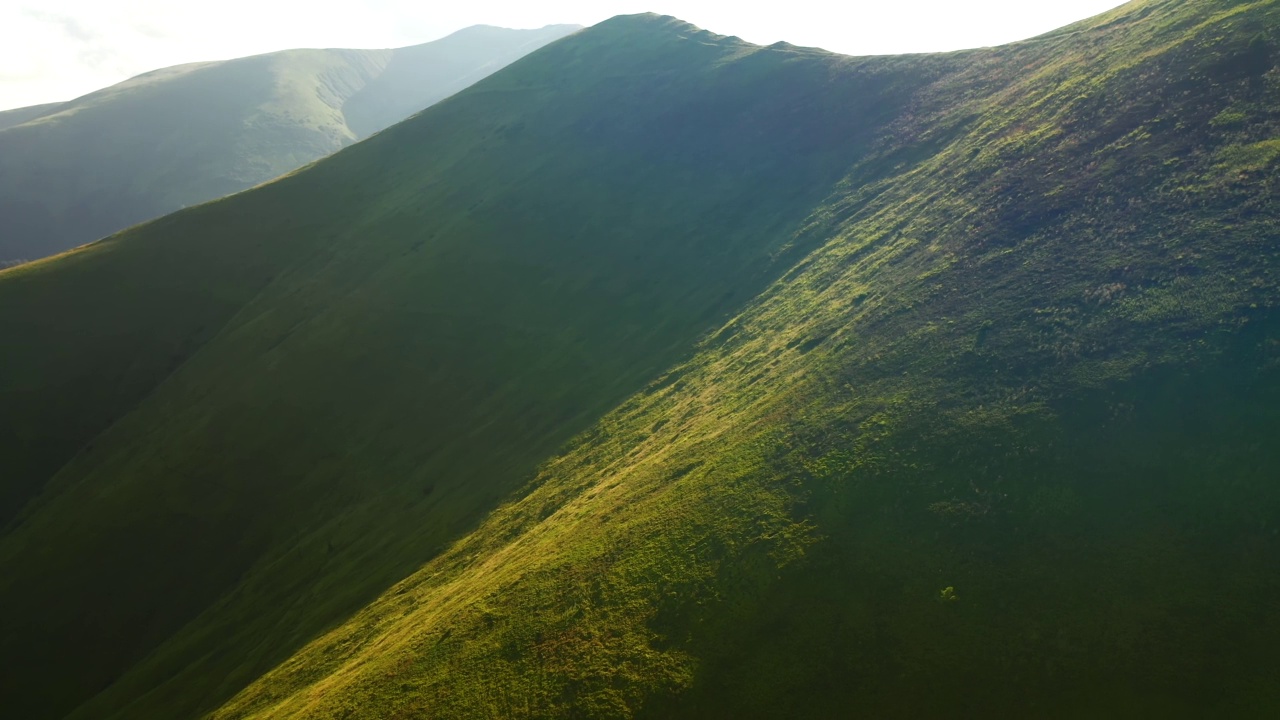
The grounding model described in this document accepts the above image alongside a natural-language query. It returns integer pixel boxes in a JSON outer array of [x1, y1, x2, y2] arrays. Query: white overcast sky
[[0, 0, 1129, 111]]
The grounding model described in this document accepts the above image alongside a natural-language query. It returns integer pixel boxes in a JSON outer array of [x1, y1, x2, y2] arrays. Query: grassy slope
[[0, 25, 577, 264], [0, 101, 66, 130], [0, 16, 937, 720], [204, 1, 1280, 717]]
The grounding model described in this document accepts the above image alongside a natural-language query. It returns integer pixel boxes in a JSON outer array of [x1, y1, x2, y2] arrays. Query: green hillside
[[2, 0, 1279, 718], [0, 24, 578, 265], [0, 101, 66, 131]]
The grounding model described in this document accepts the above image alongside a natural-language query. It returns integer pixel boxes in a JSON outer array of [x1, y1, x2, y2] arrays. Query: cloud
[[22, 9, 135, 72], [23, 9, 98, 44]]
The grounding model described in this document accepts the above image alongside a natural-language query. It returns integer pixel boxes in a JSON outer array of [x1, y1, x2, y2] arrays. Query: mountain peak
[[594, 12, 720, 38], [3, 0, 1280, 718], [431, 22, 585, 44]]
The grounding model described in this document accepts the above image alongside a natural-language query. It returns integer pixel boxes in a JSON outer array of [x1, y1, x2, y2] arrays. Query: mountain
[[2, 0, 1278, 717], [0, 102, 66, 131], [0, 24, 579, 265]]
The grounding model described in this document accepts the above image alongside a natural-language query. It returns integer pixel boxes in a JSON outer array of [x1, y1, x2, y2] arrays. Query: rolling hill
[[0, 102, 66, 131], [0, 24, 579, 265], [1, 0, 1278, 718]]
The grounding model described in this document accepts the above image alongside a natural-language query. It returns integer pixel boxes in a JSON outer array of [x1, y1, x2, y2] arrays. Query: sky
[[0, 0, 1129, 111]]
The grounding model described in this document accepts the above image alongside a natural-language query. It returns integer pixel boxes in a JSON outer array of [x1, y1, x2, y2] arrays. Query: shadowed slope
[[1, 1, 1277, 717], [0, 15, 941, 720], [0, 24, 578, 264], [206, 1, 1280, 717]]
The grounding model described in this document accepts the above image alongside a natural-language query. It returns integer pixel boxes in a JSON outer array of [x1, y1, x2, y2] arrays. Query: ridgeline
[[1, 1, 1277, 717]]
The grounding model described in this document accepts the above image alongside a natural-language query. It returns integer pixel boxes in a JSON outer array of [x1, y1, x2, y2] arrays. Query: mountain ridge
[[1, 12, 931, 718], [0, 23, 580, 264], [2, 1, 1278, 717], [209, 1, 1280, 715]]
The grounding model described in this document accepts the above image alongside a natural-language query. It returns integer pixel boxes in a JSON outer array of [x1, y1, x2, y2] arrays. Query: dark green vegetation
[[0, 24, 578, 265], [2, 0, 1279, 717]]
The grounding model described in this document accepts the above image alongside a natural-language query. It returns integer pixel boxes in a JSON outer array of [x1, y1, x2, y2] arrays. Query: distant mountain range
[[1, 1, 1278, 718], [0, 24, 579, 264]]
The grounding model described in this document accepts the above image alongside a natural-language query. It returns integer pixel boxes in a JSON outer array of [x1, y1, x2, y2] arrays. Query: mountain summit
[[1, 1, 1278, 717]]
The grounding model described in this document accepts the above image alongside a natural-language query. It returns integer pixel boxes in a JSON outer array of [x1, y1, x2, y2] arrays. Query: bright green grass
[[0, 25, 577, 264], [0, 15, 935, 720], [2, 1, 1279, 718], [210, 1, 1280, 717]]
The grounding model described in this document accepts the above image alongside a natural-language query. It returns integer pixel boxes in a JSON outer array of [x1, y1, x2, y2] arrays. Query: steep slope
[[200, 0, 1278, 717], [0, 24, 578, 265], [0, 16, 932, 720], [3, 1, 1279, 718]]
